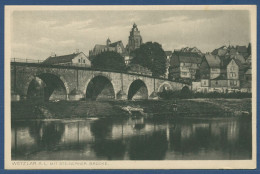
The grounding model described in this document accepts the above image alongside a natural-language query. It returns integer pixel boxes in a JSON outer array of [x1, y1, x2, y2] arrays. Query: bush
[[158, 90, 252, 99]]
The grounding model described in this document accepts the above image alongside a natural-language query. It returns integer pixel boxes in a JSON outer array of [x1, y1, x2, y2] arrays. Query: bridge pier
[[68, 89, 84, 101], [69, 94, 83, 101], [116, 90, 127, 100], [149, 91, 159, 100], [11, 65, 20, 101]]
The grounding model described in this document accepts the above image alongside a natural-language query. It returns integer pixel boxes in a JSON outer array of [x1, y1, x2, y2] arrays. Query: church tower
[[106, 38, 111, 46], [127, 23, 143, 53]]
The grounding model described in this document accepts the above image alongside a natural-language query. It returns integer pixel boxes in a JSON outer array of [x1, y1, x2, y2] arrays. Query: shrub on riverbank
[[157, 90, 252, 99]]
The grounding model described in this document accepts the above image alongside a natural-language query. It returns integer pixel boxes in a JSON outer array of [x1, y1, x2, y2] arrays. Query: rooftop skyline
[[11, 10, 250, 60]]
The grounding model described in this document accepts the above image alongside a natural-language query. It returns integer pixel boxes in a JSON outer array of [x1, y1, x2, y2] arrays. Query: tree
[[130, 42, 167, 77], [91, 51, 126, 71]]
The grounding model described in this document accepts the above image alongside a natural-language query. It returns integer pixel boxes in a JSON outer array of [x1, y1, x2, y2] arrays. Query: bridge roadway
[[11, 62, 190, 101]]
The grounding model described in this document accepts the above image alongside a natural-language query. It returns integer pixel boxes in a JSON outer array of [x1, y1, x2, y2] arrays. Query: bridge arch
[[181, 86, 190, 92], [127, 79, 148, 100], [157, 82, 172, 92], [27, 73, 69, 101], [85, 75, 115, 100]]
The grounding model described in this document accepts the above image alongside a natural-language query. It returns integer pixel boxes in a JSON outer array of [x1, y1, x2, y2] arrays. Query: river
[[11, 115, 252, 160]]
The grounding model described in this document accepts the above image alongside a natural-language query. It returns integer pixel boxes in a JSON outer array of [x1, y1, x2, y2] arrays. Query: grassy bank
[[11, 98, 252, 120]]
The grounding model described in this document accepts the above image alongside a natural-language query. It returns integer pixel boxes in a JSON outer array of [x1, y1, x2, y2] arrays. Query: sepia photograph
[[4, 5, 257, 169]]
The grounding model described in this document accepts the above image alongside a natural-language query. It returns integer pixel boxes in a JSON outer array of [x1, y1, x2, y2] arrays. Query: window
[[204, 81, 206, 85], [230, 80, 237, 86], [83, 60, 85, 63], [78, 59, 80, 63], [231, 73, 236, 77], [215, 81, 218, 85]]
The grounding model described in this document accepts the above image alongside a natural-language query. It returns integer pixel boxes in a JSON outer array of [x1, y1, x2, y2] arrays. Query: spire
[[106, 37, 111, 46]]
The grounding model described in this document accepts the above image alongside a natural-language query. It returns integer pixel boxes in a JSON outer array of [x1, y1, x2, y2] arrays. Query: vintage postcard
[[4, 5, 257, 169]]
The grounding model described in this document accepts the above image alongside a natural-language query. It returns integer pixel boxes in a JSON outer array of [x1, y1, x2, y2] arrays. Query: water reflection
[[128, 130, 168, 160], [29, 122, 65, 150], [11, 116, 252, 160]]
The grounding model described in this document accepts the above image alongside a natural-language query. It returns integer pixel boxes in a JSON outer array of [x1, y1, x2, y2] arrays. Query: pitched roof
[[180, 47, 201, 53], [93, 44, 107, 52], [204, 54, 221, 68], [92, 41, 124, 53], [43, 53, 81, 64], [222, 58, 232, 67], [211, 49, 218, 55], [246, 55, 251, 60], [245, 68, 251, 75], [235, 54, 246, 63], [236, 46, 247, 53], [109, 41, 122, 47], [212, 74, 227, 80], [219, 46, 228, 49], [173, 51, 202, 64], [233, 58, 243, 67], [229, 48, 237, 55]]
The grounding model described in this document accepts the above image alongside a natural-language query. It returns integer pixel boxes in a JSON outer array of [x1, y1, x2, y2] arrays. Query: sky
[[11, 10, 250, 60]]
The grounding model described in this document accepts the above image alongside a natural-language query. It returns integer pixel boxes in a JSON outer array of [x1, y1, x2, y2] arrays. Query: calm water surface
[[12, 116, 252, 160]]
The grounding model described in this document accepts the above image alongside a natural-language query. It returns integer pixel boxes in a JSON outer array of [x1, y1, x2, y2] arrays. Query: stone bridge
[[11, 62, 190, 101]]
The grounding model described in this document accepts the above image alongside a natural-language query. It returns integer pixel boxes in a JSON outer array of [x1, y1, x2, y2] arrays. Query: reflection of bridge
[[11, 61, 190, 101]]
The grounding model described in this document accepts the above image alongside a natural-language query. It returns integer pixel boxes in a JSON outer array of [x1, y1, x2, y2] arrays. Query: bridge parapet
[[11, 62, 191, 101]]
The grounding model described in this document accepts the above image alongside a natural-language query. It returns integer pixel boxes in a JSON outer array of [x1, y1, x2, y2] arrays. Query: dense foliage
[[91, 51, 126, 71], [130, 42, 167, 77]]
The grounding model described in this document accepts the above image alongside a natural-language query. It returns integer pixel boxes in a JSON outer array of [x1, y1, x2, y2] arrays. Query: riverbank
[[11, 98, 251, 120]]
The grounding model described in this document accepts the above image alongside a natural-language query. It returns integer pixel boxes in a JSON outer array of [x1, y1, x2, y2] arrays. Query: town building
[[169, 51, 202, 82], [42, 52, 91, 67], [192, 54, 252, 93], [200, 53, 221, 80], [226, 59, 240, 89], [240, 68, 252, 93], [244, 68, 252, 81], [126, 23, 143, 53], [209, 75, 229, 93]]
